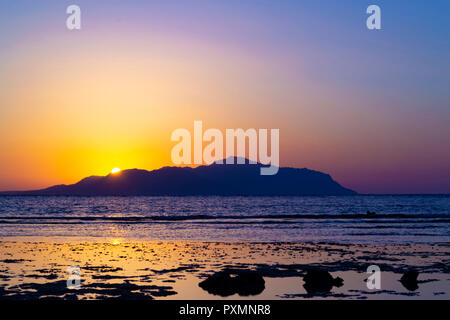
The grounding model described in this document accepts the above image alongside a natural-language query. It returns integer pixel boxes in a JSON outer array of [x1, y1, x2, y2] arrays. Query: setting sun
[[111, 168, 121, 174]]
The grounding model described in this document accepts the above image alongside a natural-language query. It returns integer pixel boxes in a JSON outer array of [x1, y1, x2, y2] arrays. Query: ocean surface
[[0, 195, 449, 244]]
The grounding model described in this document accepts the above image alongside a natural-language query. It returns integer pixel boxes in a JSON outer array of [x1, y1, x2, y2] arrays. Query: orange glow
[[1, 16, 448, 195], [111, 239, 121, 245]]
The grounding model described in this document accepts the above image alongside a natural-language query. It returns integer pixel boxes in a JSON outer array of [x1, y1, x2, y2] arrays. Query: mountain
[[0, 159, 357, 196]]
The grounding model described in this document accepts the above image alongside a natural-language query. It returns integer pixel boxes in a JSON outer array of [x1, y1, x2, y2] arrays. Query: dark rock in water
[[334, 276, 344, 287], [303, 269, 344, 294], [400, 269, 419, 291], [198, 269, 265, 297], [199, 272, 235, 297], [366, 210, 376, 216]]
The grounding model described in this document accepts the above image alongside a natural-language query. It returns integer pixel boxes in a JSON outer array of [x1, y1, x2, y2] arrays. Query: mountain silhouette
[[1, 158, 356, 196]]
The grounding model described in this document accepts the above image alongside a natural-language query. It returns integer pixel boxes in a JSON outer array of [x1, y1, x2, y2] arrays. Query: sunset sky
[[0, 0, 449, 194]]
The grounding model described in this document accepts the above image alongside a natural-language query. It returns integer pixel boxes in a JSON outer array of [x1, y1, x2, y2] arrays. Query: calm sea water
[[0, 195, 449, 244]]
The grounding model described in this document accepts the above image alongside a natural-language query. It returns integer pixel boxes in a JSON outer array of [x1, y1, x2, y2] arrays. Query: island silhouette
[[1, 158, 356, 196]]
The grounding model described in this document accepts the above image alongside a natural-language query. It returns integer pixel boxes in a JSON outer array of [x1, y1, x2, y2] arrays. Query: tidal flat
[[0, 239, 448, 300]]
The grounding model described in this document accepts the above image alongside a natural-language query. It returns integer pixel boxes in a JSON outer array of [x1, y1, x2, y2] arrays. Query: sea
[[0, 195, 449, 244]]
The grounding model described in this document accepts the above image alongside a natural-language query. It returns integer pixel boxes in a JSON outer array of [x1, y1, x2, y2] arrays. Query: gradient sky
[[0, 0, 449, 194]]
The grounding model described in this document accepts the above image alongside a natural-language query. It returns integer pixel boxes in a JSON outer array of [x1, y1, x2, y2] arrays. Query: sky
[[0, 0, 449, 194]]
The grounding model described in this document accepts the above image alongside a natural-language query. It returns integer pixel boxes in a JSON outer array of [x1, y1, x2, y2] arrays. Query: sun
[[111, 168, 121, 174]]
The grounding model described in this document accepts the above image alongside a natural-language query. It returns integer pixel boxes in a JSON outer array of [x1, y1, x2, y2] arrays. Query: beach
[[0, 239, 448, 300], [1, 195, 448, 300]]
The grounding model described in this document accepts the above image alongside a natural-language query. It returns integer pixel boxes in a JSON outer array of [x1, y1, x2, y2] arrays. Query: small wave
[[0, 213, 449, 224]]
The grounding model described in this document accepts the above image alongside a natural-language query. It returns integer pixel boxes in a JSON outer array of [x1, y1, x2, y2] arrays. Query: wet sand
[[0, 239, 448, 299]]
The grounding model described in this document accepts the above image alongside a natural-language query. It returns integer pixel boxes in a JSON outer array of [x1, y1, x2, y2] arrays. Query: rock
[[198, 269, 265, 297], [400, 269, 419, 291], [303, 269, 344, 294], [366, 210, 376, 216]]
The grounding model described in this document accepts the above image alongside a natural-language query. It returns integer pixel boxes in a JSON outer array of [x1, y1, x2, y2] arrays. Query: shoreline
[[1, 235, 448, 245], [0, 240, 448, 300]]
